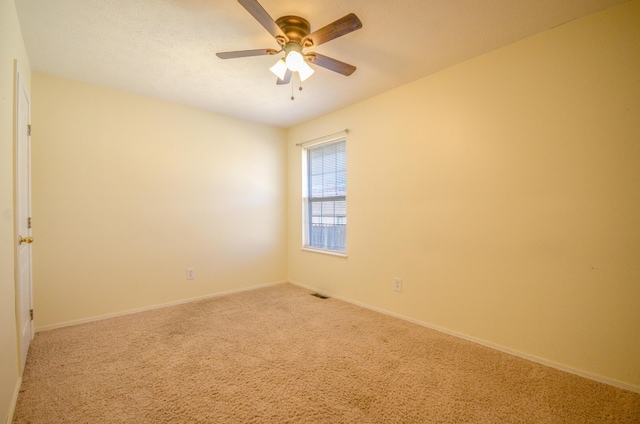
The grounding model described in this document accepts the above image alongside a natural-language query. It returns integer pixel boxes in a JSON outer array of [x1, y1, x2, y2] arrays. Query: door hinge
[[30, 309, 33, 320], [27, 124, 31, 136], [28, 217, 32, 229]]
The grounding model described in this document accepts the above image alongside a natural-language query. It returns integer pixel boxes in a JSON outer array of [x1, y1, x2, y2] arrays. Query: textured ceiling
[[16, 0, 628, 128]]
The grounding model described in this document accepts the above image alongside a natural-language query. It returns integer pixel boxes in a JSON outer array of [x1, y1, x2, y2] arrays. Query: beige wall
[[287, 1, 640, 389], [31, 74, 287, 329], [1, 0, 32, 421]]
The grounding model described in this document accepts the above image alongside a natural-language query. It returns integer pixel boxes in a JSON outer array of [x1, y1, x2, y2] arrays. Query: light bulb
[[269, 59, 287, 80], [285, 50, 305, 72], [298, 60, 315, 82]]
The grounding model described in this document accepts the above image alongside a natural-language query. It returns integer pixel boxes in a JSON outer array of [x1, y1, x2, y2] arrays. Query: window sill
[[301, 247, 348, 258]]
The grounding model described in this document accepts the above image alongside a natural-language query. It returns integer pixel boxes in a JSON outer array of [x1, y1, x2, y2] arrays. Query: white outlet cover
[[394, 278, 402, 292]]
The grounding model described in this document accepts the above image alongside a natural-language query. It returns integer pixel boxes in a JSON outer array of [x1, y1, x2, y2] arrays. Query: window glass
[[304, 139, 346, 252]]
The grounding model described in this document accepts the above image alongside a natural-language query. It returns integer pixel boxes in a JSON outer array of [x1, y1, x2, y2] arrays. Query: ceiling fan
[[216, 0, 363, 85]]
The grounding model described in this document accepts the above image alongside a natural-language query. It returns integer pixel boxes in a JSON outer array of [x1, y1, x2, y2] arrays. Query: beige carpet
[[13, 283, 640, 423]]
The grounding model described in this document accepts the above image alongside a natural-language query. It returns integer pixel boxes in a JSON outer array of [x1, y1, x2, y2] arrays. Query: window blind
[[306, 139, 346, 252]]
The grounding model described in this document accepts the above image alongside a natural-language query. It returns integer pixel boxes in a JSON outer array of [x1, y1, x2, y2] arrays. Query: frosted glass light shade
[[285, 50, 305, 71], [269, 59, 288, 80], [298, 61, 315, 82]]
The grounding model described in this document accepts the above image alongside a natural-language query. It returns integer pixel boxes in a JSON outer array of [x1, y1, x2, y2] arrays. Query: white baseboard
[[6, 375, 22, 424], [288, 279, 640, 394], [36, 280, 287, 332]]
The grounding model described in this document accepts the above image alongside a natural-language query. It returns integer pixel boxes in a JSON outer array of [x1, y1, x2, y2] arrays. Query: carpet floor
[[13, 283, 640, 423]]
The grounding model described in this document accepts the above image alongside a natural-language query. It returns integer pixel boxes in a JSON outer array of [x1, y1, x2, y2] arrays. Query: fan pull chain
[[290, 73, 305, 101]]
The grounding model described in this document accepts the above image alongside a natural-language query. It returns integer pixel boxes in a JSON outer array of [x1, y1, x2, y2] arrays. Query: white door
[[16, 71, 33, 373]]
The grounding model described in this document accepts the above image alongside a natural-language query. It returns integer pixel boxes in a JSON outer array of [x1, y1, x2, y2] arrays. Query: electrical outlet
[[394, 278, 402, 292], [186, 268, 195, 280]]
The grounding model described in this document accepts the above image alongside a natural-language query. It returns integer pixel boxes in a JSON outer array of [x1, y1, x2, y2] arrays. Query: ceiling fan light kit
[[217, 0, 362, 88], [275, 43, 315, 81]]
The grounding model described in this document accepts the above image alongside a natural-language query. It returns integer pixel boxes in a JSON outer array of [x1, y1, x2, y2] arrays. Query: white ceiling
[[16, 0, 628, 128]]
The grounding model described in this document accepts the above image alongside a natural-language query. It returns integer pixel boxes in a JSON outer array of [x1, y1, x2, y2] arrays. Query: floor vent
[[311, 293, 329, 299]]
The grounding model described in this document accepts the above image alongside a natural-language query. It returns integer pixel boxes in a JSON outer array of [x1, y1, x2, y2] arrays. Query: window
[[303, 138, 347, 253]]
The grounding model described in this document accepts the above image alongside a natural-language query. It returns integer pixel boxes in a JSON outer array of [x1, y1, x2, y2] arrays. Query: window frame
[[301, 137, 347, 256]]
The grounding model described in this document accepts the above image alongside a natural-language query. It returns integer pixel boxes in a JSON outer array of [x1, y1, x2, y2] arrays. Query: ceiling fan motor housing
[[275, 16, 311, 46]]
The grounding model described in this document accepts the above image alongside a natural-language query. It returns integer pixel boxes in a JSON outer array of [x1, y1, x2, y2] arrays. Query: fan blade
[[216, 48, 279, 59], [306, 53, 356, 76], [302, 13, 362, 48], [276, 69, 292, 85], [238, 0, 288, 43]]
